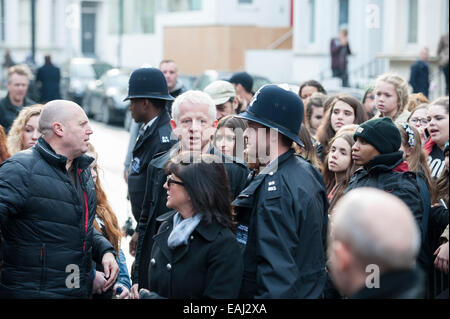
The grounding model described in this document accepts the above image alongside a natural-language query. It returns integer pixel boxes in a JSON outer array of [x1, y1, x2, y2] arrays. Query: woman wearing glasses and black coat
[[138, 152, 243, 299]]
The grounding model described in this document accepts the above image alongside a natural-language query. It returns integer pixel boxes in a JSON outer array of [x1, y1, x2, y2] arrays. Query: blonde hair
[[375, 73, 410, 121], [407, 93, 429, 112], [7, 64, 32, 81], [7, 104, 44, 155]]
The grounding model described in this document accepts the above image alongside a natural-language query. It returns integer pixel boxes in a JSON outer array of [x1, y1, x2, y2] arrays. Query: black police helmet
[[236, 84, 304, 147], [124, 67, 174, 101]]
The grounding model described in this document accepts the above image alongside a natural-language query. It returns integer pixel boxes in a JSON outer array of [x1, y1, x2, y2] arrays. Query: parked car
[[61, 57, 113, 106], [192, 70, 271, 92], [83, 68, 131, 125]]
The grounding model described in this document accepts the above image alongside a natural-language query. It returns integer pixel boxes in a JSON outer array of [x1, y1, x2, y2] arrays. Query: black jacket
[[344, 152, 423, 233], [232, 149, 329, 298], [0, 138, 114, 298], [127, 110, 176, 222], [142, 210, 243, 298], [409, 60, 430, 97], [36, 62, 61, 102], [351, 268, 425, 299], [132, 143, 249, 288], [0, 94, 35, 134]]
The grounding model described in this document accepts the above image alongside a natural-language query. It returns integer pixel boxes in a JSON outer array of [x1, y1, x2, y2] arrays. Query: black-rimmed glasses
[[166, 176, 185, 187]]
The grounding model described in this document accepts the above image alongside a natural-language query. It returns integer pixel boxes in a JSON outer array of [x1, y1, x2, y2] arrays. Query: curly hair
[[0, 125, 11, 163], [7, 104, 44, 155]]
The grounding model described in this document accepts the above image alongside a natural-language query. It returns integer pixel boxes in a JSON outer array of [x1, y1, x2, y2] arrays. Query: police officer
[[124, 67, 177, 224], [233, 84, 329, 298]]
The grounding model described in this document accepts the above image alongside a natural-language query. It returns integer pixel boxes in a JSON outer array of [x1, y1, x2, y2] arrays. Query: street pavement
[[88, 120, 135, 273]]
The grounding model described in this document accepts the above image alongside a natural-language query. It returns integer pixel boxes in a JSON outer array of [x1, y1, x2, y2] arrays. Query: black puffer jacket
[[344, 152, 423, 232], [0, 138, 114, 298]]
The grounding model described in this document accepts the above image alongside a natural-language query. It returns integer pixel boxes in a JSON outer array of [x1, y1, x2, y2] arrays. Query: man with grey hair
[[130, 90, 249, 298], [328, 187, 425, 299], [0, 100, 119, 298]]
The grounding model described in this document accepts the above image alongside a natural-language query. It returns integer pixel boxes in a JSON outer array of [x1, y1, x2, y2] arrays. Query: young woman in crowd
[[408, 103, 430, 146], [373, 73, 410, 123], [315, 94, 367, 160], [138, 152, 243, 299], [213, 115, 247, 161], [361, 85, 376, 119], [407, 92, 429, 112], [87, 144, 131, 299], [304, 92, 327, 136], [293, 125, 322, 171], [7, 104, 44, 155], [321, 131, 358, 214], [298, 79, 327, 104], [425, 97, 449, 179]]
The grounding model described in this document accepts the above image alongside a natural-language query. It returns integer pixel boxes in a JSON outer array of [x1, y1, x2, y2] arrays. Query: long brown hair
[[293, 125, 322, 171], [321, 132, 359, 212], [0, 125, 11, 163], [396, 123, 434, 196], [315, 94, 367, 155], [88, 144, 121, 255]]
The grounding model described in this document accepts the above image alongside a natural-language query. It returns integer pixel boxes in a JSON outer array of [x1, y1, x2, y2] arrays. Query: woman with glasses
[[138, 152, 243, 299], [408, 103, 430, 146]]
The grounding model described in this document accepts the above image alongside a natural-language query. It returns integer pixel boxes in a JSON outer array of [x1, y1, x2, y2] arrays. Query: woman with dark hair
[[321, 131, 358, 214], [213, 115, 247, 160], [138, 152, 243, 299], [304, 92, 327, 136], [298, 79, 327, 104], [315, 94, 367, 161], [361, 85, 376, 119]]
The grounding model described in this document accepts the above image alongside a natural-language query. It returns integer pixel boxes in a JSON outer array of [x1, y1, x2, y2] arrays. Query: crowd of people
[[0, 55, 448, 300]]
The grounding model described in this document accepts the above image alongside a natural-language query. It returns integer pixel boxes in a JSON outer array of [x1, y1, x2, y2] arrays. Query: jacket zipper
[[78, 169, 89, 251]]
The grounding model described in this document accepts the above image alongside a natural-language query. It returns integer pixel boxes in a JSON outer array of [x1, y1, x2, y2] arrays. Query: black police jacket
[[0, 138, 114, 298], [233, 149, 329, 298], [344, 152, 423, 234], [143, 210, 243, 298], [127, 110, 176, 222], [132, 143, 249, 288]]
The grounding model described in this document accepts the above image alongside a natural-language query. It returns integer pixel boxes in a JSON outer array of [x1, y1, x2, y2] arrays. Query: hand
[[101, 252, 119, 292], [113, 283, 130, 299], [129, 231, 138, 257], [92, 270, 106, 295], [130, 283, 139, 299], [434, 242, 449, 273]]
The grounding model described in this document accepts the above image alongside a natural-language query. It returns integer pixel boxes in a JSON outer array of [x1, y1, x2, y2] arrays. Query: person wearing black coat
[[233, 85, 329, 298], [0, 100, 118, 298], [35, 54, 61, 103], [124, 68, 177, 223], [139, 153, 243, 299], [409, 48, 430, 98], [130, 90, 249, 298], [345, 118, 424, 234]]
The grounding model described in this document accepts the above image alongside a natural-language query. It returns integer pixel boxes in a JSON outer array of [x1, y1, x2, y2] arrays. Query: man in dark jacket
[[0, 100, 118, 298], [345, 117, 423, 235], [124, 67, 177, 223], [330, 28, 351, 87], [130, 90, 249, 298], [328, 188, 425, 299], [409, 47, 430, 98], [0, 65, 35, 134], [233, 85, 329, 298], [35, 54, 62, 103]]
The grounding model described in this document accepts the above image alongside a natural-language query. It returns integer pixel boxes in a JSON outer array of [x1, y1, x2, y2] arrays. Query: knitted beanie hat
[[354, 117, 401, 154]]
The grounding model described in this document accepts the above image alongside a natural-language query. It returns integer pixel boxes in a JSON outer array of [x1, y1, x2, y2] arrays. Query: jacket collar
[[134, 110, 171, 151], [364, 151, 404, 173], [156, 210, 222, 242], [35, 137, 94, 171]]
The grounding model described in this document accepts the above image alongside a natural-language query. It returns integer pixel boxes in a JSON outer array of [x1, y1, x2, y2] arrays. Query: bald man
[[328, 187, 425, 299], [0, 100, 119, 298]]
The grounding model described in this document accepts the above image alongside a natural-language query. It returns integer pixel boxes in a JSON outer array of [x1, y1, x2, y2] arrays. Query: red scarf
[[424, 138, 435, 156], [393, 160, 410, 173]]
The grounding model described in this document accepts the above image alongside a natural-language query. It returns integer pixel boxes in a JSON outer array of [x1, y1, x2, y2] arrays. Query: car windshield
[[93, 63, 113, 79]]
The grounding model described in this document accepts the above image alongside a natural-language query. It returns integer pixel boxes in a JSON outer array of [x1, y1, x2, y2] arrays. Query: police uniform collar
[[258, 148, 295, 176]]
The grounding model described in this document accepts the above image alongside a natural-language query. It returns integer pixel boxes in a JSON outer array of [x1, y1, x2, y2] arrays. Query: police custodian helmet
[[236, 84, 304, 147], [124, 67, 174, 101]]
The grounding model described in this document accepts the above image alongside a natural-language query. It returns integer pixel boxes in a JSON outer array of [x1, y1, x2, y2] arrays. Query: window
[[112, 0, 155, 34], [408, 0, 418, 43], [0, 0, 5, 42], [19, 0, 32, 46], [309, 0, 315, 43], [158, 0, 202, 12], [339, 0, 349, 28]]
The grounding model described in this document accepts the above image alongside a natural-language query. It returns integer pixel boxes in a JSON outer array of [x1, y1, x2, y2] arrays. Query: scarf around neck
[[167, 212, 202, 249]]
